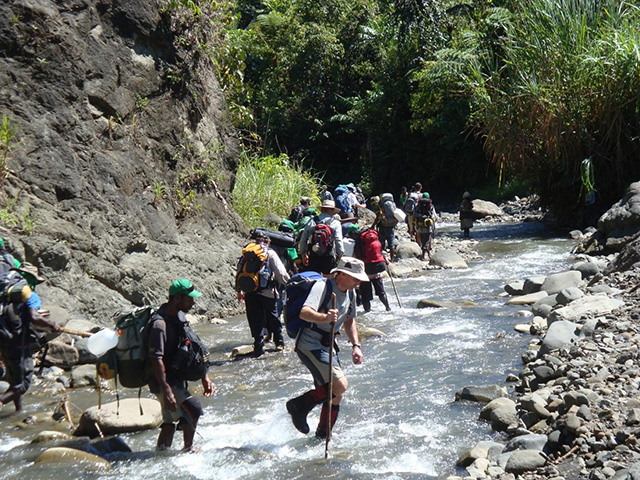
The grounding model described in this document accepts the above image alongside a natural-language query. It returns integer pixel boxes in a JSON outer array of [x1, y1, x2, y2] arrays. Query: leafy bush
[[233, 152, 322, 228]]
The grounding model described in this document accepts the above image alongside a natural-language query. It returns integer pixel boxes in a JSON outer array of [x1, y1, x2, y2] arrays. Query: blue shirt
[[25, 291, 42, 310]]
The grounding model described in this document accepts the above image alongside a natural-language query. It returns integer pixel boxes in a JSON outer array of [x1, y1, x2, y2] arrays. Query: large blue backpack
[[333, 185, 350, 214], [284, 271, 333, 338]]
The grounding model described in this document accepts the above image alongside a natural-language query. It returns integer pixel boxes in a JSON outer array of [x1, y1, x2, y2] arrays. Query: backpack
[[0, 302, 25, 347], [96, 306, 155, 389], [168, 321, 210, 382], [380, 193, 397, 227], [236, 242, 270, 293], [0, 270, 31, 304], [415, 198, 434, 228], [404, 192, 419, 214], [0, 250, 16, 275], [334, 185, 351, 214], [288, 205, 305, 223], [250, 227, 295, 248], [357, 229, 385, 264], [308, 217, 335, 256], [283, 271, 333, 338]]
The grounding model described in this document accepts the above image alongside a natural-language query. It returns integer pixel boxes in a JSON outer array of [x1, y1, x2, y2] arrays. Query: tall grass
[[233, 152, 322, 228], [418, 0, 640, 212]]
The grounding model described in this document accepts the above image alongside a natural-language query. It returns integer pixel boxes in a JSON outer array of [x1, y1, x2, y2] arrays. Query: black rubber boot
[[286, 394, 316, 434]]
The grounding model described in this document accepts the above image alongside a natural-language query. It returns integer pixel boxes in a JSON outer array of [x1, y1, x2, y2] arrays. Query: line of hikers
[[232, 182, 441, 444], [0, 184, 475, 453]]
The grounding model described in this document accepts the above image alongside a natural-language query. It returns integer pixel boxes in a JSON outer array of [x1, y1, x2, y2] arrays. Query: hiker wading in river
[[286, 256, 366, 438]]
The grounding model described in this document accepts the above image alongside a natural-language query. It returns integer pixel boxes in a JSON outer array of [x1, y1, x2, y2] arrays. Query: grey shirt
[[296, 277, 356, 351], [298, 213, 344, 257], [255, 248, 290, 299]]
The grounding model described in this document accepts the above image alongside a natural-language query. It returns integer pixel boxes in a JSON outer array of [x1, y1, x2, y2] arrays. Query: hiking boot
[[253, 338, 265, 358], [273, 332, 285, 351], [286, 396, 314, 434]]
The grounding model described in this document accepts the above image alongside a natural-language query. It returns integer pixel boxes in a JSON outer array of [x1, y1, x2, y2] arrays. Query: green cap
[[0, 238, 4, 247], [423, 192, 430, 199], [169, 279, 202, 298], [347, 224, 361, 235]]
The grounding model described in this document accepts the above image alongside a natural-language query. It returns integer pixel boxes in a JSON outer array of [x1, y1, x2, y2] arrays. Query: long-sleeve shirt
[[255, 249, 290, 299]]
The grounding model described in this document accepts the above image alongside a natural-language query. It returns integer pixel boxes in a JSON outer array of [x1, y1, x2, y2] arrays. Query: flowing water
[[0, 221, 575, 480]]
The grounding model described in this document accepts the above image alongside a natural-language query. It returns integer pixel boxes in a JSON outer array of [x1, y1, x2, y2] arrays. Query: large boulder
[[34, 447, 110, 471], [74, 398, 162, 437], [430, 250, 468, 268], [505, 291, 548, 306], [472, 200, 504, 218], [395, 241, 422, 260], [547, 295, 624, 324], [574, 181, 640, 255], [540, 271, 582, 295], [456, 384, 507, 403]]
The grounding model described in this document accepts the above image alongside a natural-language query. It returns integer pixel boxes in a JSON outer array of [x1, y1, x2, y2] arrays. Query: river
[[0, 221, 575, 479]]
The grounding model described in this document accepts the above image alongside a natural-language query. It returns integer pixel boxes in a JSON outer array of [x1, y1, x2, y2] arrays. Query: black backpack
[[0, 250, 16, 275], [168, 321, 210, 381]]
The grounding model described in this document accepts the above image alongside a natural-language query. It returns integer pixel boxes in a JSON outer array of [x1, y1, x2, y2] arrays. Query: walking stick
[[385, 261, 403, 309], [59, 327, 92, 338], [325, 293, 337, 460]]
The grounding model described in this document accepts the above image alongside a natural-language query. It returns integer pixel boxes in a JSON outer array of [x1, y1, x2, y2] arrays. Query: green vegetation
[[0, 114, 17, 180], [233, 152, 322, 228], [163, 0, 640, 221]]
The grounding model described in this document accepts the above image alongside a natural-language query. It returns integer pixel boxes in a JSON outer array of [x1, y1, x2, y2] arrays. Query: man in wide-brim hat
[[286, 256, 367, 439]]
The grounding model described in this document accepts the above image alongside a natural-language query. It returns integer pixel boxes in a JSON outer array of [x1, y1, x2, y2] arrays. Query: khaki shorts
[[296, 346, 344, 385], [154, 383, 193, 424]]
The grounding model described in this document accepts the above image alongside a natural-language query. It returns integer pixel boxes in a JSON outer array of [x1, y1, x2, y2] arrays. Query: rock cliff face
[[0, 0, 247, 323]]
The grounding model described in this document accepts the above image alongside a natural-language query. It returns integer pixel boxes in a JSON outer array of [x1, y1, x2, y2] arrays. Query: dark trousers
[[244, 293, 283, 340]]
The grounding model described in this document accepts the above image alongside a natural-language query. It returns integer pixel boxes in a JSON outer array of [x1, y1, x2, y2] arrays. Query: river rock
[[531, 294, 559, 317], [44, 341, 80, 368], [455, 384, 507, 403], [523, 276, 546, 294], [31, 431, 75, 443], [429, 250, 468, 269], [70, 364, 98, 388], [395, 241, 422, 260], [505, 281, 525, 295], [34, 447, 111, 471], [540, 271, 582, 295], [504, 449, 546, 474], [556, 287, 584, 305], [505, 291, 548, 306], [547, 295, 624, 324], [231, 345, 254, 357], [539, 320, 580, 355], [357, 325, 386, 339], [74, 398, 162, 438], [417, 299, 445, 308], [572, 261, 601, 279], [504, 433, 548, 452], [472, 199, 504, 218]]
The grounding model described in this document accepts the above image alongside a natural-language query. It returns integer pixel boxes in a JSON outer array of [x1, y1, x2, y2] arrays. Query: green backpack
[[96, 306, 155, 389]]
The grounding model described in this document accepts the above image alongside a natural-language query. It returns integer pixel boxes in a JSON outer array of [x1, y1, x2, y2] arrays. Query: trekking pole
[[325, 293, 337, 460], [59, 327, 92, 338], [385, 261, 403, 309]]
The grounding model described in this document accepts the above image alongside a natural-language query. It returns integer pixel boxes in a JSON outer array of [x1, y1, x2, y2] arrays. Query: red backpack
[[308, 217, 335, 256], [357, 229, 385, 264]]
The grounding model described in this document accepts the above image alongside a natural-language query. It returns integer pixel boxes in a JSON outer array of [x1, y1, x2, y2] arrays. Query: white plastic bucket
[[87, 328, 119, 356], [343, 237, 355, 256], [394, 208, 406, 222]]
